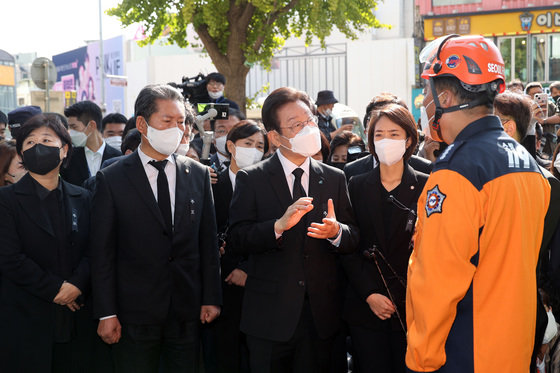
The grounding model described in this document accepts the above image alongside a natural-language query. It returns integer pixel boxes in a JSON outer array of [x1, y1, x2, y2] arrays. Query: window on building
[[499, 37, 527, 82], [549, 34, 560, 81], [533, 36, 546, 82]]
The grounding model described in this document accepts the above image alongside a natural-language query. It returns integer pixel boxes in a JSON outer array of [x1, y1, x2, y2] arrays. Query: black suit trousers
[[112, 312, 200, 373], [349, 324, 406, 373], [246, 300, 334, 373]]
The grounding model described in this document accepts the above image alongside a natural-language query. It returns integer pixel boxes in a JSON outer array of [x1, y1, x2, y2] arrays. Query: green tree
[[110, 0, 388, 110]]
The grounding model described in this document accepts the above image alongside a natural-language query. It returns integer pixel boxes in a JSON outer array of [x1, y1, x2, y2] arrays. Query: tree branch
[[253, 0, 299, 53], [195, 24, 229, 69]]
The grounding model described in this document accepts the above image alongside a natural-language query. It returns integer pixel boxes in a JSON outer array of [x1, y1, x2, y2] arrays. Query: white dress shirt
[[84, 141, 106, 177], [228, 167, 237, 192], [138, 147, 177, 224], [274, 150, 341, 245]]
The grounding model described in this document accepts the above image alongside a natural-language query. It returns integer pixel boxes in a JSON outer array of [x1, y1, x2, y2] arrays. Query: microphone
[[388, 195, 417, 233]]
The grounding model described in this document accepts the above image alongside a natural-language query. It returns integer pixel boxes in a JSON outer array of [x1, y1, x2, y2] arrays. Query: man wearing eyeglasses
[[228, 87, 359, 372]]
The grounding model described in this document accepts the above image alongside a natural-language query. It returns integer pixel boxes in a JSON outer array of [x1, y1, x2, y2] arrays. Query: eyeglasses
[[279, 116, 318, 133]]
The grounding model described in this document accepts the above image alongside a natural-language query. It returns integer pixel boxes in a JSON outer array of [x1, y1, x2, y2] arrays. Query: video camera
[[168, 73, 208, 105]]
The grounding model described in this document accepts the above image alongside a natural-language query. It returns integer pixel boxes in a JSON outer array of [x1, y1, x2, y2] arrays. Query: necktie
[[292, 168, 306, 201], [149, 160, 172, 234]]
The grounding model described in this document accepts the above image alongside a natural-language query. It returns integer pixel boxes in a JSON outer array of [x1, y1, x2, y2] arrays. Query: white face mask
[[233, 146, 263, 169], [282, 125, 322, 158], [208, 90, 223, 100], [69, 129, 88, 148], [105, 136, 122, 150], [543, 309, 558, 344], [374, 138, 407, 166], [323, 108, 332, 117], [176, 143, 190, 156], [420, 92, 444, 140], [215, 135, 228, 155], [146, 124, 183, 156]]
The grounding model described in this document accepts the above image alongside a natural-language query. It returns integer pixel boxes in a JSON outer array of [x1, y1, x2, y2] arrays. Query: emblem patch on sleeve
[[425, 185, 446, 217]]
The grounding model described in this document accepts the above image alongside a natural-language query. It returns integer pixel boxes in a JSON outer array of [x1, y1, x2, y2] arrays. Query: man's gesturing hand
[[307, 199, 340, 239], [274, 197, 314, 235]]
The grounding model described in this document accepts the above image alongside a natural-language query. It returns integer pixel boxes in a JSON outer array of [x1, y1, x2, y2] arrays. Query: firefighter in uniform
[[406, 35, 551, 372]]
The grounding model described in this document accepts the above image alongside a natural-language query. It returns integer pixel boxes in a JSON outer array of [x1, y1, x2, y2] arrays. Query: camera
[[168, 73, 209, 105]]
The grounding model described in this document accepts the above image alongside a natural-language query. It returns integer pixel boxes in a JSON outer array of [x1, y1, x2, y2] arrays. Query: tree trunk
[[224, 66, 249, 114]]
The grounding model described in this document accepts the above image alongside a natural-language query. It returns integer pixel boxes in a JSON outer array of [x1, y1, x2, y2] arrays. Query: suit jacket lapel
[[307, 159, 327, 224], [62, 181, 82, 237], [387, 163, 419, 242], [123, 151, 166, 229], [14, 174, 55, 236], [75, 147, 91, 179], [265, 153, 293, 210], [174, 157, 190, 229]]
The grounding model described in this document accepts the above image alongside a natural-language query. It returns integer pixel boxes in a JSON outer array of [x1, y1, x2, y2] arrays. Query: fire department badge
[[425, 185, 446, 217]]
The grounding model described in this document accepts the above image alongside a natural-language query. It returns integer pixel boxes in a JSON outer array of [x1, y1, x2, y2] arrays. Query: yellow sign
[[0, 65, 15, 86], [424, 8, 560, 41], [64, 91, 77, 108]]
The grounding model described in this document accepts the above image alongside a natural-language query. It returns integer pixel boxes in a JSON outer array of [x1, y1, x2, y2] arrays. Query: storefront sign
[[425, 8, 560, 41]]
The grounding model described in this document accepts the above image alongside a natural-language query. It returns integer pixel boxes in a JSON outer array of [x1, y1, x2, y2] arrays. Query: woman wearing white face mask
[[204, 120, 267, 372], [341, 104, 429, 373]]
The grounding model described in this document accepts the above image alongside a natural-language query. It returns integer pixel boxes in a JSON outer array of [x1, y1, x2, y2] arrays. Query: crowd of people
[[0, 34, 559, 373]]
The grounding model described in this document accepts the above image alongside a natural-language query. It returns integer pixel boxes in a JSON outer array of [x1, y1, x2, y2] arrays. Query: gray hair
[[134, 84, 185, 121]]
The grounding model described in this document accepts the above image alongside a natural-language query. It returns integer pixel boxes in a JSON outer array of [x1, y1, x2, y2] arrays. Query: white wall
[[346, 37, 415, 122]]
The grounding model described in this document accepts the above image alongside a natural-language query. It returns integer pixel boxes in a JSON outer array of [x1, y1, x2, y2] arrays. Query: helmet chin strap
[[429, 77, 492, 140]]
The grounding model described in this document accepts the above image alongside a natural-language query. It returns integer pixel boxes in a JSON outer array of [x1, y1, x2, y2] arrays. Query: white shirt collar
[[228, 167, 237, 192], [276, 149, 310, 180], [137, 146, 176, 166], [85, 141, 106, 156]]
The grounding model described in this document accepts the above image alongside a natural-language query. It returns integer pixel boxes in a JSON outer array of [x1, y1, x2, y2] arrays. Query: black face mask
[[23, 143, 62, 175], [328, 161, 346, 170]]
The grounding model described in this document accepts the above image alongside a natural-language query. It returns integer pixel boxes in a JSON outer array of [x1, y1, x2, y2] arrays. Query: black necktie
[[149, 160, 172, 234], [292, 168, 306, 201]]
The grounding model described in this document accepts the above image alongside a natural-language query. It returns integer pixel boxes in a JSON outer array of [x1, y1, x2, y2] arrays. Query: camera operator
[[199, 72, 240, 110]]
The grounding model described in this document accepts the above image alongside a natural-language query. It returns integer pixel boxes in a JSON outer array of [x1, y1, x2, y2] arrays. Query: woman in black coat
[[342, 104, 428, 373], [0, 114, 97, 372], [202, 120, 268, 373]]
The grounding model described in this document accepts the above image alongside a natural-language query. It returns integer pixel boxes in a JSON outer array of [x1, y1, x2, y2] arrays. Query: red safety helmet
[[420, 34, 506, 92], [419, 35, 506, 142]]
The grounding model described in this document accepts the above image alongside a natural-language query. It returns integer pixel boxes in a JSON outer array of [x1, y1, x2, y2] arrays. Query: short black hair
[[493, 91, 532, 139], [102, 113, 128, 132], [121, 128, 142, 154], [525, 81, 543, 94], [64, 101, 103, 132], [225, 120, 268, 157], [135, 84, 185, 122], [328, 131, 365, 162], [433, 75, 495, 111], [207, 72, 226, 85], [44, 112, 69, 130], [261, 87, 314, 133], [0, 110, 7, 125], [364, 93, 408, 130], [123, 116, 137, 139], [16, 114, 73, 168]]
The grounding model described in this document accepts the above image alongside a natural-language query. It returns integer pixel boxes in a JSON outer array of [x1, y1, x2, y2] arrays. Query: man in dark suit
[[91, 84, 222, 373], [228, 87, 359, 372], [61, 101, 121, 186]]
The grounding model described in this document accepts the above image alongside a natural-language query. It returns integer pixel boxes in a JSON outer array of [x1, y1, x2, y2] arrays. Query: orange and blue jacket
[[406, 116, 551, 373]]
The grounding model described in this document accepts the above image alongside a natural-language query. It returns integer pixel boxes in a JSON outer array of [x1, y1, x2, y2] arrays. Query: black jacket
[[342, 163, 428, 330], [228, 153, 359, 341], [0, 174, 92, 371], [90, 151, 222, 324], [61, 144, 121, 186], [344, 153, 433, 182]]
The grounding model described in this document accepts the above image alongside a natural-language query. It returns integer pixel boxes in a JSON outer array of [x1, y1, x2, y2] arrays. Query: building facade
[[417, 0, 560, 84], [0, 50, 17, 114]]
